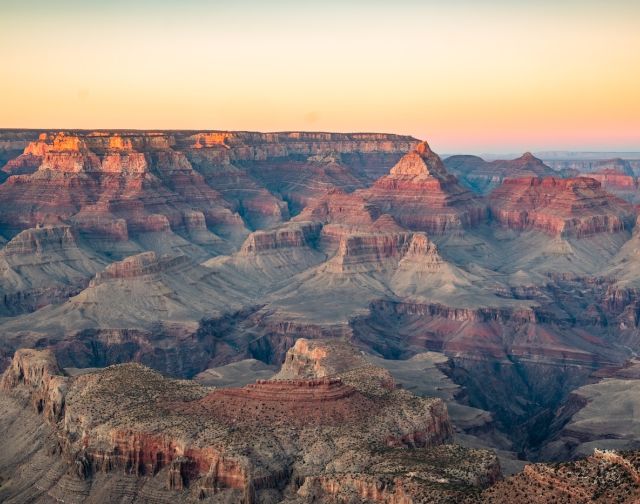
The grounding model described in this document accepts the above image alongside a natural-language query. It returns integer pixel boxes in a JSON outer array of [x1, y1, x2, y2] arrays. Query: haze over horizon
[[1, 0, 639, 153]]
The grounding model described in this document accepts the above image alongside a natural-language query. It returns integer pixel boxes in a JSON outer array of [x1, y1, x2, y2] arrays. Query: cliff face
[[488, 176, 635, 236], [0, 344, 500, 504], [239, 222, 321, 255], [544, 157, 636, 175], [582, 166, 640, 204], [3, 129, 640, 497], [0, 130, 417, 247], [1, 348, 67, 422], [0, 132, 248, 246], [359, 142, 487, 234], [180, 131, 417, 164], [0, 225, 103, 315]]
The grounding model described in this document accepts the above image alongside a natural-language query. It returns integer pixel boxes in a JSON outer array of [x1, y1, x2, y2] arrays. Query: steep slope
[[0, 226, 104, 315], [489, 176, 635, 237], [205, 221, 326, 293], [582, 166, 640, 204], [0, 251, 253, 374], [0, 132, 248, 251], [185, 131, 417, 213], [2, 251, 248, 334], [359, 142, 486, 233]]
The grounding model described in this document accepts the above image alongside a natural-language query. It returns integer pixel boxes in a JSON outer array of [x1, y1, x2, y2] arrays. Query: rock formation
[[489, 176, 635, 236], [0, 225, 103, 315], [581, 165, 640, 204], [1, 130, 640, 500], [0, 345, 501, 503], [482, 450, 640, 503], [0, 132, 247, 249], [444, 152, 557, 194], [359, 141, 487, 233]]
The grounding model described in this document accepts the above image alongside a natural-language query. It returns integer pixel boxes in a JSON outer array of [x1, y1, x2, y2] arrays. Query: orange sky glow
[[0, 0, 638, 153]]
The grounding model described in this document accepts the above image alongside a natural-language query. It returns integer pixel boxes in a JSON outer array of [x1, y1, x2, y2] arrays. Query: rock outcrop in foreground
[[489, 176, 635, 236], [0, 342, 501, 503], [483, 449, 640, 503]]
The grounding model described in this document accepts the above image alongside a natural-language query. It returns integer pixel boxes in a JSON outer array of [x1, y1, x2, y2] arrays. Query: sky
[[0, 0, 639, 154]]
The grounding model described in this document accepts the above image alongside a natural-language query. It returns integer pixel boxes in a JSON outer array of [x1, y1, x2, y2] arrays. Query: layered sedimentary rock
[[0, 346, 500, 503], [239, 222, 322, 255], [444, 152, 557, 194], [0, 348, 67, 422], [274, 337, 372, 379], [0, 251, 251, 371], [0, 132, 247, 248], [359, 142, 486, 233], [353, 298, 622, 364], [537, 359, 640, 461], [3, 129, 640, 494], [207, 222, 326, 293], [185, 148, 289, 229], [587, 168, 636, 189], [0, 225, 103, 315], [0, 130, 419, 246], [182, 131, 417, 214], [489, 176, 635, 236], [581, 166, 640, 204]]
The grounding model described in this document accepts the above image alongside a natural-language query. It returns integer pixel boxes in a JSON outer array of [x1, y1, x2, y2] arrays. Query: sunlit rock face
[[0, 132, 247, 244], [489, 176, 635, 236], [358, 141, 487, 233]]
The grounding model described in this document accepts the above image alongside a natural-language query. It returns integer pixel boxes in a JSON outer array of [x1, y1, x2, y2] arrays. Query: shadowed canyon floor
[[2, 130, 640, 502]]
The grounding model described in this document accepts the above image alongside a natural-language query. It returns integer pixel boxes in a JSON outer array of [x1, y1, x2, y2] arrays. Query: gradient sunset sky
[[1, 0, 638, 153]]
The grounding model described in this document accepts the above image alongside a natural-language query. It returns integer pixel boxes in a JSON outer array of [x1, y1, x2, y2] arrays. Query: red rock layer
[[359, 142, 487, 233], [0, 130, 418, 239], [0, 347, 469, 503], [181, 132, 417, 213], [489, 176, 634, 236], [179, 131, 418, 163], [0, 132, 246, 242], [183, 378, 378, 428], [356, 299, 618, 365], [295, 188, 382, 227], [185, 148, 289, 229]]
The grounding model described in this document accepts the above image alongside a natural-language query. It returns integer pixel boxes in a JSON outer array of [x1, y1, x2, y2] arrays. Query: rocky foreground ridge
[[0, 342, 502, 503], [3, 341, 639, 503]]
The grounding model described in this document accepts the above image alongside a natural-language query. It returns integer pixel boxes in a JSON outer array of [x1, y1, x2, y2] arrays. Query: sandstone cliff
[[359, 142, 487, 233], [489, 176, 635, 236]]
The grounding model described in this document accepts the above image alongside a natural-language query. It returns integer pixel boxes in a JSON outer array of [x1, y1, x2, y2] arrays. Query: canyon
[[1, 129, 640, 502]]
